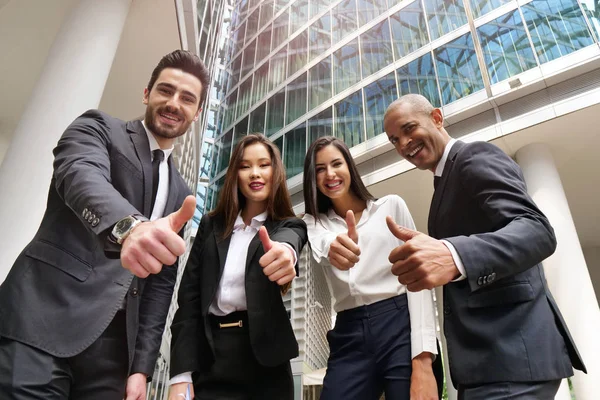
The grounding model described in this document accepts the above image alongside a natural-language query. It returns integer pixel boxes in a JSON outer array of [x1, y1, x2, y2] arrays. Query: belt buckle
[[219, 320, 243, 329]]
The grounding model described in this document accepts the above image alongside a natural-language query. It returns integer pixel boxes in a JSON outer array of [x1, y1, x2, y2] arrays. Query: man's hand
[[410, 353, 438, 400], [125, 373, 147, 400], [386, 216, 458, 291], [328, 210, 360, 271], [168, 382, 194, 400], [259, 227, 296, 286], [121, 195, 196, 278]]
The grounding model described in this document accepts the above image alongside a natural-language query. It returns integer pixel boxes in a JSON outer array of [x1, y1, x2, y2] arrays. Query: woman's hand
[[328, 210, 360, 270], [259, 227, 297, 286], [410, 352, 438, 400]]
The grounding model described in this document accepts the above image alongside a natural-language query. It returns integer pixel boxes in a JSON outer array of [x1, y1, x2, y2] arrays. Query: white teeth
[[161, 113, 178, 121], [409, 144, 424, 157], [326, 181, 341, 188]]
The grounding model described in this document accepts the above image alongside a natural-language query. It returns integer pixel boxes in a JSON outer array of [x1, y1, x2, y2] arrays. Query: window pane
[[309, 55, 333, 110], [237, 77, 253, 119], [275, 0, 291, 12], [233, 21, 246, 55], [469, 0, 512, 18], [288, 29, 309, 77], [333, 38, 361, 94], [250, 102, 266, 134], [581, 0, 600, 39], [234, 117, 249, 146], [425, 0, 468, 40], [361, 19, 394, 77], [522, 0, 594, 64], [247, 7, 260, 39], [356, 0, 387, 26], [241, 39, 257, 79], [269, 47, 287, 91], [254, 63, 269, 104], [210, 140, 220, 179], [256, 27, 272, 64], [311, 0, 332, 17], [397, 53, 441, 107], [435, 33, 484, 104], [217, 130, 233, 173], [331, 0, 358, 44], [286, 72, 308, 124], [335, 90, 364, 147], [364, 72, 397, 140], [309, 106, 333, 143], [272, 9, 290, 51], [260, 0, 274, 26], [223, 89, 238, 129], [309, 14, 332, 61], [390, 1, 429, 59], [284, 123, 307, 177], [267, 89, 286, 135], [231, 53, 242, 89], [290, 0, 309, 34], [477, 10, 537, 84]]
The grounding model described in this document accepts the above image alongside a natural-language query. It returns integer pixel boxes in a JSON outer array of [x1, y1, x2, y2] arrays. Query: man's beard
[[144, 106, 191, 140]]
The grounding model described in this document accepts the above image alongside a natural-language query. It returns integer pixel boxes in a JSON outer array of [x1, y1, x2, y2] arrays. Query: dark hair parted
[[303, 136, 374, 219], [210, 134, 295, 239], [147, 50, 210, 108]]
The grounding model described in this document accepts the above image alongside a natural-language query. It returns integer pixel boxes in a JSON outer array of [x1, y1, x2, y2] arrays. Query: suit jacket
[[429, 140, 585, 387], [0, 110, 191, 377], [169, 213, 307, 377]]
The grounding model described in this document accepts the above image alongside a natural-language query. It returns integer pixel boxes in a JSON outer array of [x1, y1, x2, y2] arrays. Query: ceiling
[[369, 103, 600, 249]]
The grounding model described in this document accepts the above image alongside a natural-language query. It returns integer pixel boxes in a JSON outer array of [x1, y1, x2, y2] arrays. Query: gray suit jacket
[[430, 140, 585, 387], [0, 110, 191, 377]]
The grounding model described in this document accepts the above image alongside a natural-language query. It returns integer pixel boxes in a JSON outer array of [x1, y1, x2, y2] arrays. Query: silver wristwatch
[[111, 215, 143, 245]]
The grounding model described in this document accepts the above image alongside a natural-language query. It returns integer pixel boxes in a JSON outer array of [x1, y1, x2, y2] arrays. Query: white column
[[0, 0, 131, 281], [516, 143, 600, 400], [435, 287, 458, 400]]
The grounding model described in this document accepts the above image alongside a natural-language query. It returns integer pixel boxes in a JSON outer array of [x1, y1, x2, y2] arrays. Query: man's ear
[[431, 108, 444, 128], [142, 88, 149, 105], [193, 107, 203, 122]]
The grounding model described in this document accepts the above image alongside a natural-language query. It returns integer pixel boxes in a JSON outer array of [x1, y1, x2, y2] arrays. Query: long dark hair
[[303, 136, 374, 219], [210, 134, 295, 238]]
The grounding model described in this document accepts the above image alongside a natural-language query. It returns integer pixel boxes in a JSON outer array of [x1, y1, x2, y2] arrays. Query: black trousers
[[0, 311, 128, 400], [194, 311, 293, 400], [457, 379, 562, 399]]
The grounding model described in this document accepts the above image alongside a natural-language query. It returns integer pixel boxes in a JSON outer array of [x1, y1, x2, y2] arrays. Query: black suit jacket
[[170, 213, 307, 377], [430, 140, 585, 387], [0, 110, 191, 377]]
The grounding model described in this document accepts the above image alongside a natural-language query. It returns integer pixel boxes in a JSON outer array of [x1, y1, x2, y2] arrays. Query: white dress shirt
[[142, 120, 174, 220], [303, 195, 438, 359], [435, 139, 468, 280]]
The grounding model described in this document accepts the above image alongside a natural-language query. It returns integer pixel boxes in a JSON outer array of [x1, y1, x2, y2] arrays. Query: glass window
[[309, 14, 332, 61], [234, 117, 249, 147], [275, 0, 291, 12], [309, 106, 334, 143], [269, 47, 287, 91], [260, 0, 274, 26], [210, 140, 220, 179], [331, 0, 358, 44], [223, 89, 238, 129], [256, 27, 272, 64], [335, 90, 364, 147], [356, 0, 387, 26], [231, 53, 243, 89], [284, 123, 307, 177], [425, 0, 468, 40], [273, 136, 284, 159], [200, 142, 212, 178], [272, 9, 290, 51], [390, 1, 429, 59], [217, 130, 233, 173], [290, 0, 309, 34], [333, 38, 361, 94], [241, 39, 257, 79], [580, 0, 600, 39], [237, 77, 253, 120], [247, 7, 260, 39], [397, 53, 441, 107], [364, 72, 398, 140], [253, 63, 269, 104], [250, 102, 266, 134], [477, 10, 537, 84], [309, 55, 333, 110], [286, 72, 308, 124], [288, 29, 309, 77], [239, 0, 249, 20], [310, 0, 331, 17], [435, 33, 484, 104], [267, 89, 286, 135], [361, 19, 394, 78], [522, 0, 594, 64], [469, 0, 512, 18], [233, 21, 246, 55]]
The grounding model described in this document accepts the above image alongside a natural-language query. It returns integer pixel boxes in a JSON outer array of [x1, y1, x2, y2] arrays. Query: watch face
[[115, 217, 134, 236]]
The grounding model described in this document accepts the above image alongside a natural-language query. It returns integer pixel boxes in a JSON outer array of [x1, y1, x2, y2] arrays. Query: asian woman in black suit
[[168, 134, 307, 400]]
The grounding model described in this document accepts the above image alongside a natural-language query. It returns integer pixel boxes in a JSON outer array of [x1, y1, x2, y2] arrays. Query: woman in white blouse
[[302, 136, 440, 400]]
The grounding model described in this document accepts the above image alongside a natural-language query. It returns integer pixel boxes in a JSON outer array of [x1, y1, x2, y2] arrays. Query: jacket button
[[82, 208, 88, 217], [91, 218, 100, 227], [477, 277, 483, 286], [490, 272, 496, 282], [444, 306, 451, 315], [131, 288, 139, 297]]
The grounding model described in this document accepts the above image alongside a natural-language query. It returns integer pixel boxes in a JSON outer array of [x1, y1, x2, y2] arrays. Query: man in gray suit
[[382, 94, 586, 399], [0, 50, 208, 399]]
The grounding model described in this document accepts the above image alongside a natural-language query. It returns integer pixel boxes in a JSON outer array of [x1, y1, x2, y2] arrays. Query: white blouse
[[303, 195, 438, 359]]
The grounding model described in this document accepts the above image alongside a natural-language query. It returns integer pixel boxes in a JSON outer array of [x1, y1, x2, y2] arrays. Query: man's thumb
[[259, 226, 272, 252], [385, 216, 419, 242], [346, 210, 358, 243], [168, 195, 196, 232]]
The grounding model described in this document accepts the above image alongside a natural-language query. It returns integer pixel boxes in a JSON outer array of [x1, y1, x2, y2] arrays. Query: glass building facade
[[203, 0, 600, 210]]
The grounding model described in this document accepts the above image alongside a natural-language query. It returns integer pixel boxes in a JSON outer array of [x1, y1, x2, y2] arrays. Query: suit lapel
[[213, 216, 232, 278], [127, 120, 153, 218], [428, 141, 465, 238]]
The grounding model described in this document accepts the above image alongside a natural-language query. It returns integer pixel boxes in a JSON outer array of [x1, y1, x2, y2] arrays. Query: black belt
[[209, 311, 248, 329]]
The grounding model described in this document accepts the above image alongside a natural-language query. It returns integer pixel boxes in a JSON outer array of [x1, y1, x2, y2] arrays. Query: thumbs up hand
[[259, 226, 297, 286], [121, 195, 196, 278], [328, 210, 361, 271], [386, 216, 459, 292]]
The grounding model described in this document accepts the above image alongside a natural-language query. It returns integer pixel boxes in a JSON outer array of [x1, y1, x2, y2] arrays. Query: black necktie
[[151, 149, 164, 214], [434, 176, 441, 190]]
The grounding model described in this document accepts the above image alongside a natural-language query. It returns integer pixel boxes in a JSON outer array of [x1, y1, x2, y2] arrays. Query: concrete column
[[0, 0, 131, 281], [516, 143, 600, 400]]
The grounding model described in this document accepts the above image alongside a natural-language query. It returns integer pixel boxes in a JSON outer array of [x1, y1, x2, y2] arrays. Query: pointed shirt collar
[[233, 211, 268, 232], [434, 138, 457, 177], [141, 120, 174, 160]]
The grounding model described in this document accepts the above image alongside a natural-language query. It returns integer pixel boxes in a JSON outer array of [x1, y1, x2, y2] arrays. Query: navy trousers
[[321, 294, 412, 400]]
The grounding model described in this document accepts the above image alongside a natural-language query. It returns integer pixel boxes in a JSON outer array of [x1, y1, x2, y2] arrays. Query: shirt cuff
[[279, 242, 298, 266], [411, 333, 438, 361], [169, 372, 193, 385], [441, 239, 466, 281]]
